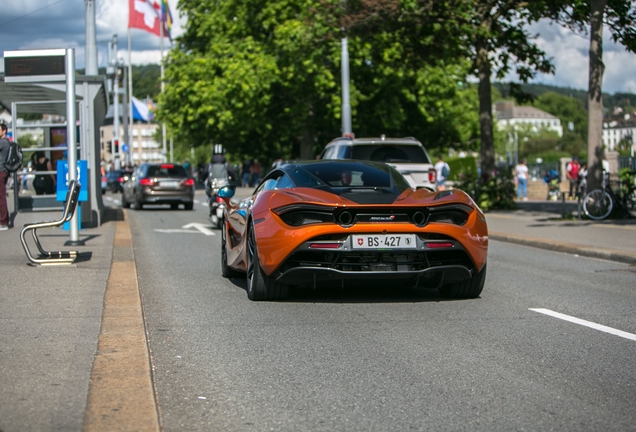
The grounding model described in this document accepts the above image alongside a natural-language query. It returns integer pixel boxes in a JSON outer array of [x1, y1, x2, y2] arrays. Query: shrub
[[454, 167, 517, 212]]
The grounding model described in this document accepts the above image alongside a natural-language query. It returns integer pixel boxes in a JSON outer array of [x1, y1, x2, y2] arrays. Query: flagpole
[[128, 28, 138, 165], [160, 10, 167, 163]]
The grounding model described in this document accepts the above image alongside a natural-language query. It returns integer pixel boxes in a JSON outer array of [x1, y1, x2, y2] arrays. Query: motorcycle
[[206, 176, 229, 229]]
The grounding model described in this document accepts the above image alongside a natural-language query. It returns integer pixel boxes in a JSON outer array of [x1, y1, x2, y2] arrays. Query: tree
[[339, 0, 556, 175], [158, 0, 481, 164]]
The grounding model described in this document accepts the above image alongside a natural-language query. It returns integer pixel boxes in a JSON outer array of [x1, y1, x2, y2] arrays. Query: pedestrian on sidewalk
[[0, 123, 11, 230], [566, 156, 581, 200], [434, 155, 451, 191], [514, 158, 528, 201]]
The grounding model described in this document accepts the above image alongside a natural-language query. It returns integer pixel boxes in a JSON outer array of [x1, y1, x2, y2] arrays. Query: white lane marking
[[194, 200, 201, 204], [154, 229, 207, 234], [530, 308, 636, 342], [182, 222, 215, 236]]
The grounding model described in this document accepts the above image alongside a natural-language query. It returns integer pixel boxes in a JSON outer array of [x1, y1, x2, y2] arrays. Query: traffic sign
[[121, 143, 129, 153]]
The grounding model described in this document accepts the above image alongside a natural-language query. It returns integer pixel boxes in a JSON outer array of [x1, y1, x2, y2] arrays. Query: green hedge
[[446, 156, 478, 181]]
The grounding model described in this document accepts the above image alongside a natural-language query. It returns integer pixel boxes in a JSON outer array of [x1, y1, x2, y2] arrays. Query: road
[[101, 190, 636, 431]]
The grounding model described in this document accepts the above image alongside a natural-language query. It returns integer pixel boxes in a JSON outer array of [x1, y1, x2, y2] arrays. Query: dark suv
[[103, 169, 134, 193], [318, 136, 436, 190], [122, 163, 195, 210]]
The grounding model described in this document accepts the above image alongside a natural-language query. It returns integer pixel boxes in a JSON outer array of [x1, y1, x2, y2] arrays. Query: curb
[[489, 231, 636, 265]]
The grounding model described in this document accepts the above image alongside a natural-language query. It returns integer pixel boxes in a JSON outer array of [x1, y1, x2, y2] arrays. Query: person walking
[[0, 124, 11, 230], [241, 158, 252, 187], [32, 151, 56, 195], [566, 156, 581, 200], [514, 159, 529, 201], [251, 158, 261, 186], [434, 155, 451, 191]]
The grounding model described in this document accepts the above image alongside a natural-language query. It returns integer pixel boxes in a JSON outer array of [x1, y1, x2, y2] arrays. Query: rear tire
[[170, 203, 179, 210], [246, 223, 288, 301], [121, 193, 130, 208], [439, 263, 487, 299], [132, 193, 143, 210], [583, 189, 612, 220], [184, 202, 194, 210]]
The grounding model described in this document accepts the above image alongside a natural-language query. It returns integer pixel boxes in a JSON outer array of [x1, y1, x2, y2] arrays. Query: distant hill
[[493, 82, 636, 112]]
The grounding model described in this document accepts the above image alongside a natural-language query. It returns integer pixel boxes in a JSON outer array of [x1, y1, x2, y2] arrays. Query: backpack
[[4, 141, 23, 174], [441, 164, 450, 178]]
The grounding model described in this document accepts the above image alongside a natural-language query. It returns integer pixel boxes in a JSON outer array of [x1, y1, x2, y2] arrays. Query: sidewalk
[[0, 190, 119, 431], [487, 200, 636, 265]]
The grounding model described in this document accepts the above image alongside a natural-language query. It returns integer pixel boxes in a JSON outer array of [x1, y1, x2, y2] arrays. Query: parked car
[[122, 163, 195, 210], [319, 135, 437, 190], [220, 159, 488, 301], [103, 169, 134, 193]]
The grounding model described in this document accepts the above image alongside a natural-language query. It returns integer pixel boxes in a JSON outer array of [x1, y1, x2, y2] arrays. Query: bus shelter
[[0, 73, 108, 227]]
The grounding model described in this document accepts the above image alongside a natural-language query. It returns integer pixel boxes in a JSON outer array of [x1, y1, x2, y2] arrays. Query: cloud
[[514, 19, 636, 94], [1, 0, 183, 69]]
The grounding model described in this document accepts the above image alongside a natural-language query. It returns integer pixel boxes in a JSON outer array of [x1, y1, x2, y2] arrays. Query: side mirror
[[218, 185, 236, 199]]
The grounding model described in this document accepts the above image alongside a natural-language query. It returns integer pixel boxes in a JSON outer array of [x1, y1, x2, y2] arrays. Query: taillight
[[181, 178, 195, 187], [161, 164, 174, 169], [428, 168, 436, 184], [216, 196, 224, 203], [118, 177, 125, 183], [140, 178, 155, 186], [101, 176, 107, 182]]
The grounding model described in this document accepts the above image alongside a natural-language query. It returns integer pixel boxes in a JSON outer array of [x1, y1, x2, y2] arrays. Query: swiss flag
[[129, 0, 169, 38]]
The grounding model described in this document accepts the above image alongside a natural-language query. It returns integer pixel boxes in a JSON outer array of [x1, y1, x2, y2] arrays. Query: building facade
[[494, 101, 563, 137], [100, 123, 163, 166], [602, 116, 636, 152]]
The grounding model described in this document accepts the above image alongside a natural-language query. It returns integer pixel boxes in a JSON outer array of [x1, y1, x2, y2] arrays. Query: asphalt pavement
[[0, 188, 634, 431]]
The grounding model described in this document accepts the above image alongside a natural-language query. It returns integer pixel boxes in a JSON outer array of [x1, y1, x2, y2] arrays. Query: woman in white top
[[514, 159, 529, 200]]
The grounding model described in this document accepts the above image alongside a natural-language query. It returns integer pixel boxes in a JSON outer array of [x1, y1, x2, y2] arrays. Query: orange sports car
[[219, 160, 488, 301]]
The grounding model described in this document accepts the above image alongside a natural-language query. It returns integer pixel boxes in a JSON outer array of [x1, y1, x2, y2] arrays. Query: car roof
[[327, 136, 423, 146]]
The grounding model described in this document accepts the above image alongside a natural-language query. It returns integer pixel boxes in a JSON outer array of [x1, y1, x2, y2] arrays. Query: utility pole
[[111, 35, 121, 169], [341, 35, 352, 136], [84, 0, 98, 75]]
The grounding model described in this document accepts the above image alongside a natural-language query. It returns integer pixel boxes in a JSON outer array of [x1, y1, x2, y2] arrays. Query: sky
[[1, 0, 635, 95]]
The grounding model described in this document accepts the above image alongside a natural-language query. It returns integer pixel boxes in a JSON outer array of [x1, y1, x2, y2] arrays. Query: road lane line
[[530, 308, 636, 342]]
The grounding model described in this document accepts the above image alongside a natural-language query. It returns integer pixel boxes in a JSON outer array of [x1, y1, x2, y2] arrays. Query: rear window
[[351, 144, 431, 164], [146, 165, 188, 177], [288, 161, 410, 192]]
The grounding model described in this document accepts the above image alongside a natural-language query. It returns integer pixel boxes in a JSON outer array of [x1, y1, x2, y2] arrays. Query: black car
[[122, 163, 195, 210], [103, 169, 134, 193]]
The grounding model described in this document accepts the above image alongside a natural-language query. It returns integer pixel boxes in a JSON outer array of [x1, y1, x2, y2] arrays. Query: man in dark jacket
[[0, 124, 11, 230]]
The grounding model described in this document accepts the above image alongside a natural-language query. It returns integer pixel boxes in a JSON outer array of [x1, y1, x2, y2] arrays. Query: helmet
[[213, 144, 225, 155]]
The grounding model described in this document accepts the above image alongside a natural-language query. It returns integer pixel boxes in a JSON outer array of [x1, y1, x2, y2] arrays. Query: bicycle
[[583, 171, 636, 220]]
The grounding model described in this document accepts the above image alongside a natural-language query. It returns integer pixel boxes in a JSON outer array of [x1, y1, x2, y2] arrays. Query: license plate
[[161, 181, 179, 188], [352, 234, 416, 249]]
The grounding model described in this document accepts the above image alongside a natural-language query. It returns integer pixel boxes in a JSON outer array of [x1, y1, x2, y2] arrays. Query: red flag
[[129, 0, 169, 38]]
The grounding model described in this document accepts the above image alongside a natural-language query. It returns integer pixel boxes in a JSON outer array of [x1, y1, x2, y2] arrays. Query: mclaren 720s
[[219, 160, 488, 301]]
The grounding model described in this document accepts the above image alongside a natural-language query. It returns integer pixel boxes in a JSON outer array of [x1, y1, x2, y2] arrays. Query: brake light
[[216, 196, 225, 203], [428, 169, 436, 184], [101, 176, 107, 182], [309, 243, 342, 249], [181, 178, 195, 187], [140, 178, 155, 186], [161, 164, 174, 169], [425, 242, 454, 249], [118, 177, 125, 183]]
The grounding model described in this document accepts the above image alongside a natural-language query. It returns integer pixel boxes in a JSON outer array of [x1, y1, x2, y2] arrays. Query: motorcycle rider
[[205, 145, 235, 227]]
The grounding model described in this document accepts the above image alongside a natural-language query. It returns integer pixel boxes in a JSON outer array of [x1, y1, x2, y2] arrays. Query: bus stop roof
[[0, 74, 108, 118]]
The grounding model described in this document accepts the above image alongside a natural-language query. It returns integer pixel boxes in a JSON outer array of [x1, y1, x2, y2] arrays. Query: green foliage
[[454, 168, 517, 212], [131, 64, 161, 100], [446, 156, 478, 181], [17, 134, 40, 149]]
